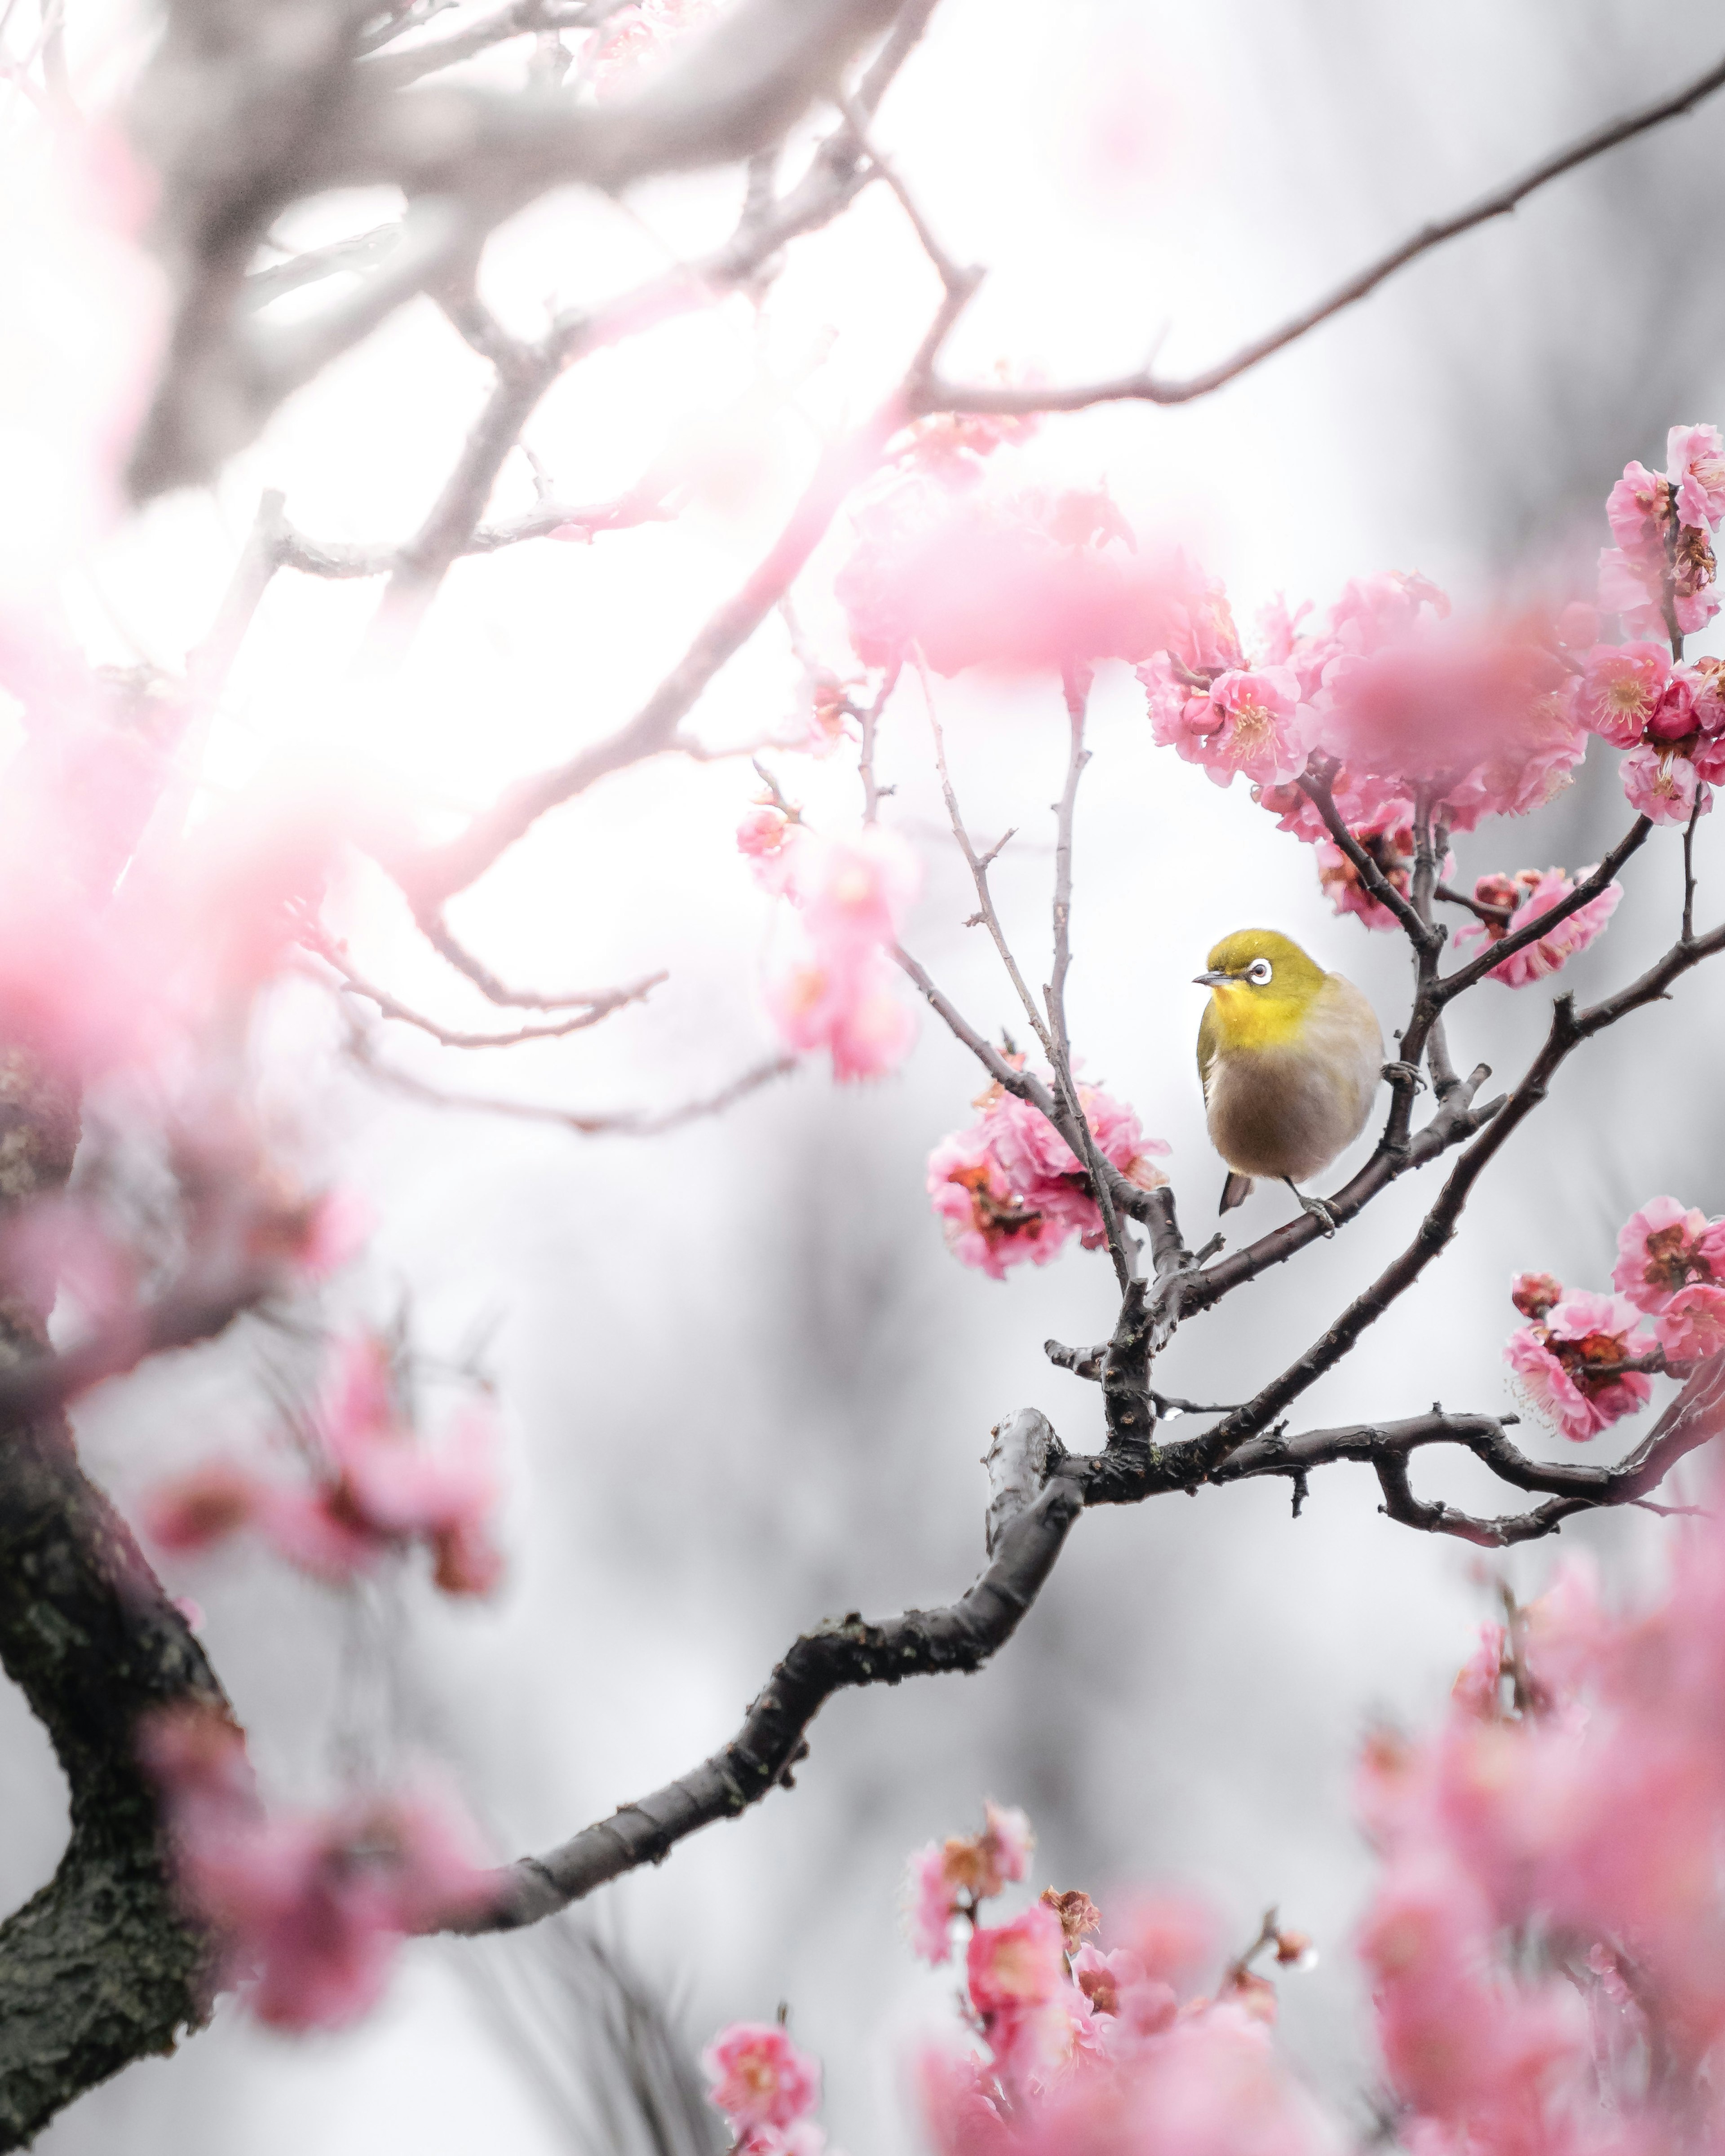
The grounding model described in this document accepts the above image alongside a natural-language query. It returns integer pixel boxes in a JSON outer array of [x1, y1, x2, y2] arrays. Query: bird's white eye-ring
[[1246, 958, 1274, 986]]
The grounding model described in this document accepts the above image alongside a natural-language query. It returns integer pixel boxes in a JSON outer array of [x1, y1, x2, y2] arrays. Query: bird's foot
[[1284, 1180, 1337, 1237], [1382, 1060, 1426, 1094]]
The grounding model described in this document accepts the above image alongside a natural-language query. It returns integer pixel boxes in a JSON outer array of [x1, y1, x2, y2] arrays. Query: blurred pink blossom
[[758, 826, 919, 1080], [142, 1333, 504, 1596], [838, 479, 1212, 674], [143, 1707, 495, 2030]]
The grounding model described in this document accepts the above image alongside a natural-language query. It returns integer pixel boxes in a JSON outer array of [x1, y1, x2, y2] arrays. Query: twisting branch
[[445, 1473, 1086, 1932], [916, 46, 1725, 417]]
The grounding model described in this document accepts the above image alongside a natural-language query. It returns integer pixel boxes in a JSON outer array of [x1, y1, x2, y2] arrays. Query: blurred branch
[[128, 0, 931, 494], [347, 1020, 798, 1133], [311, 947, 666, 1045], [919, 45, 1725, 417]]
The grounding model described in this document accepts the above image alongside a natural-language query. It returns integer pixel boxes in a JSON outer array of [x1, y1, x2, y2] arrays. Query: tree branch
[[916, 47, 1725, 417]]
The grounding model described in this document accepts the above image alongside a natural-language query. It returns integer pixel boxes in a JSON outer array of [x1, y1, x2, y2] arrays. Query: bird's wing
[[1196, 998, 1221, 1102]]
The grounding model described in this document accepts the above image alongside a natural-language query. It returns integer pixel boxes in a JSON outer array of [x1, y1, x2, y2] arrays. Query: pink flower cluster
[[742, 817, 920, 1080], [1596, 422, 1725, 641], [1358, 1524, 1725, 2154], [703, 2023, 829, 2156], [142, 1333, 504, 1595], [1504, 1195, 1725, 1440], [142, 1705, 495, 2029], [907, 1799, 1034, 1962], [1146, 570, 1587, 923], [1453, 866, 1622, 985], [903, 1806, 1330, 2155], [926, 1078, 1169, 1278], [1503, 1270, 1655, 1444], [1570, 640, 1725, 825]]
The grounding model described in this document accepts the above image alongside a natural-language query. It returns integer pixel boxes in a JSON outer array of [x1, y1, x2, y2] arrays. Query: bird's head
[[1195, 929, 1327, 1047]]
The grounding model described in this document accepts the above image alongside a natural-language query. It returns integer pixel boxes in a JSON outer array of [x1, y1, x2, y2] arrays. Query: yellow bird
[[1194, 928, 1384, 1232]]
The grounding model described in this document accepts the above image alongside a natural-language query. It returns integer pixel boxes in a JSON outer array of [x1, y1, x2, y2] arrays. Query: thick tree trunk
[[0, 1051, 227, 2148]]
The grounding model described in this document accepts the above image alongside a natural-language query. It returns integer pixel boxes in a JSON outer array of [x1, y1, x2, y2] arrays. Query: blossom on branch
[[907, 1799, 1034, 1964], [703, 2023, 822, 2137], [1452, 865, 1621, 985], [1503, 1286, 1654, 1442], [1611, 1195, 1725, 1311], [926, 1080, 1168, 1278]]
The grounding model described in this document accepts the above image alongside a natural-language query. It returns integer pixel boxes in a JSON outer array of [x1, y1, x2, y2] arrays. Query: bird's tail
[[1219, 1172, 1254, 1215]]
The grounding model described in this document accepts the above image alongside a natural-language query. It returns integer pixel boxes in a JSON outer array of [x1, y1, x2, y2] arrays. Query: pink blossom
[[1619, 742, 1708, 826], [703, 2023, 821, 2133], [1667, 422, 1725, 530], [967, 1904, 1066, 2019], [927, 1079, 1168, 1276], [763, 938, 915, 1081], [1606, 459, 1667, 556], [738, 805, 792, 861], [1654, 1283, 1725, 1364], [1571, 641, 1669, 746], [1256, 765, 1412, 848], [1612, 1195, 1725, 1311], [758, 827, 919, 1080], [925, 1125, 1070, 1281], [1504, 1289, 1654, 1443], [906, 1801, 1036, 1961], [1452, 866, 1621, 985], [1169, 667, 1313, 789], [787, 828, 919, 953]]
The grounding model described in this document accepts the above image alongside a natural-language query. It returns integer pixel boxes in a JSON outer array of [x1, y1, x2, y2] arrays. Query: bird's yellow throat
[[1206, 981, 1310, 1052]]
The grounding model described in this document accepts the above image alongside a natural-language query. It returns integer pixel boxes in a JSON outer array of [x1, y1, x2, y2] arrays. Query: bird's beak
[[1193, 969, 1232, 987]]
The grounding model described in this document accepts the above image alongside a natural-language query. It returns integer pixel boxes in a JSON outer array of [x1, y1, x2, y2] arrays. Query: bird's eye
[[1246, 958, 1273, 986]]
